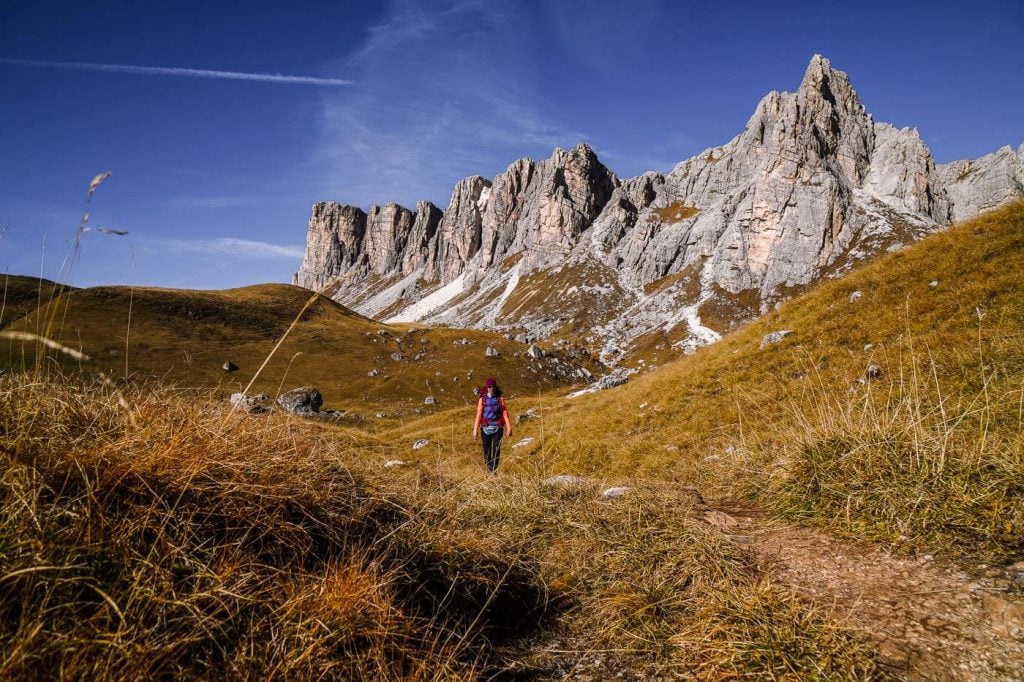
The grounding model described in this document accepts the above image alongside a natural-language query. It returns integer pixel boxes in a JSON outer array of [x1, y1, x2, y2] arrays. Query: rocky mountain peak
[[296, 56, 1023, 365]]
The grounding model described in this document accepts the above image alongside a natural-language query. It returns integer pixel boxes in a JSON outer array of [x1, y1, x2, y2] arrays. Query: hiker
[[473, 377, 512, 473]]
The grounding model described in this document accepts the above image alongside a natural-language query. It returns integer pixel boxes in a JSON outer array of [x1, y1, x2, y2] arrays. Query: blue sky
[[2, 0, 1022, 290]]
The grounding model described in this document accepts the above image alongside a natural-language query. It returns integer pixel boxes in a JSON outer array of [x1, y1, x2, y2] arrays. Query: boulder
[[601, 486, 629, 498], [485, 345, 499, 358], [276, 387, 323, 415]]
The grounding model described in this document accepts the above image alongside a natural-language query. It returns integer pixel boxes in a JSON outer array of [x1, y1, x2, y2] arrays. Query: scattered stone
[[453, 338, 470, 345], [376, 329, 390, 336], [276, 387, 323, 415], [849, 290, 863, 303], [866, 364, 883, 380], [485, 345, 499, 358], [384, 459, 405, 468], [760, 330, 794, 349], [864, 343, 875, 352], [375, 412, 387, 419], [601, 486, 628, 498], [368, 368, 380, 377], [511, 437, 534, 449], [424, 396, 437, 405], [222, 361, 239, 373], [411, 438, 430, 450], [229, 392, 268, 414], [542, 475, 589, 488], [704, 510, 739, 531], [516, 407, 540, 424], [576, 367, 593, 380], [390, 352, 404, 361], [929, 280, 939, 287], [596, 368, 630, 390], [527, 344, 544, 359]]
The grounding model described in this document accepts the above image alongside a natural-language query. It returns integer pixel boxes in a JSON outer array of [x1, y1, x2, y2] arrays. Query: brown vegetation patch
[[651, 202, 700, 224], [697, 284, 762, 333]]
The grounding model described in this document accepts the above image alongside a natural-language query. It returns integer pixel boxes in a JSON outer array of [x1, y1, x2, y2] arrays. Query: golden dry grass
[[0, 375, 878, 679]]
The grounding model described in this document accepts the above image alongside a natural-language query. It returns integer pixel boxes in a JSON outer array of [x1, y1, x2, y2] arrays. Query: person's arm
[[473, 398, 483, 439], [501, 398, 512, 435]]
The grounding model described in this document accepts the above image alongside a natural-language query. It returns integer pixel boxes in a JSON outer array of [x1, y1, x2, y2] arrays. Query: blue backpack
[[481, 395, 503, 433]]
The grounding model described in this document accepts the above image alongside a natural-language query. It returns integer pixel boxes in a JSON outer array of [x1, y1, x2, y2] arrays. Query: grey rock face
[[403, 201, 443, 274], [365, 203, 415, 276], [938, 144, 1024, 224], [276, 387, 323, 415], [294, 203, 367, 291], [426, 175, 490, 282]]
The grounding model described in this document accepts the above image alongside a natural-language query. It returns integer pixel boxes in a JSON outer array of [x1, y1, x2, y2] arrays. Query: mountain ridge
[[296, 55, 1023, 363]]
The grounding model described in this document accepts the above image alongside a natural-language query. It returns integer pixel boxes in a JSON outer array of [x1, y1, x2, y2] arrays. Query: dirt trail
[[714, 512, 1024, 680]]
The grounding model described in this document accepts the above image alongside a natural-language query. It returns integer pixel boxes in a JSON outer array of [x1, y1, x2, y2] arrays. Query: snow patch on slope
[[484, 262, 522, 326], [361, 269, 422, 319], [387, 273, 467, 323]]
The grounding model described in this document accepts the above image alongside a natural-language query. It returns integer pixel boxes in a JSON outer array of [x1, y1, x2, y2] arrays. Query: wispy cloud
[[0, 58, 353, 86], [169, 195, 256, 209], [154, 237, 304, 259], [311, 0, 587, 207]]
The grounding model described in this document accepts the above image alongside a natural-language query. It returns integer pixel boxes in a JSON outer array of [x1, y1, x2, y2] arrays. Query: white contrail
[[0, 58, 354, 86]]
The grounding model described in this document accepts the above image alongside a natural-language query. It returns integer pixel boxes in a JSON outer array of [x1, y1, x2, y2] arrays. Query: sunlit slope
[[3, 283, 594, 413], [0, 275, 72, 330], [390, 202, 1024, 559]]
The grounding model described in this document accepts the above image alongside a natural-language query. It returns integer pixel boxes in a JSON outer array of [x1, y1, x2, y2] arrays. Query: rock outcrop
[[295, 56, 1023, 362], [938, 144, 1024, 224]]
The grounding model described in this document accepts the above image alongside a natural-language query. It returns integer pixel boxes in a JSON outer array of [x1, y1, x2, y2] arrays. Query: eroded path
[[715, 512, 1024, 680]]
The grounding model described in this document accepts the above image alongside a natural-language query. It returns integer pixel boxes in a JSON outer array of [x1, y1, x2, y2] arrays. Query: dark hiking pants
[[481, 427, 503, 473]]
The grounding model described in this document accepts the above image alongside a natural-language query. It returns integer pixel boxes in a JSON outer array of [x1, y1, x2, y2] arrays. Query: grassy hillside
[[0, 274, 72, 330], [0, 377, 877, 679], [1, 283, 598, 418], [386, 202, 1024, 561]]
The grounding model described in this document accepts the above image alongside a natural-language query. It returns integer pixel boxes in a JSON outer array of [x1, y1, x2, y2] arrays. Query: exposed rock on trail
[[733, 515, 1024, 681]]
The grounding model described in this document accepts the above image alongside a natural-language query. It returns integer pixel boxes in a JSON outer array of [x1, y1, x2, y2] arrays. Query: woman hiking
[[473, 377, 512, 473]]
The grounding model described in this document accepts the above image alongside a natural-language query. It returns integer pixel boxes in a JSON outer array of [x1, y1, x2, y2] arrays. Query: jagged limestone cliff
[[295, 56, 1023, 363]]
